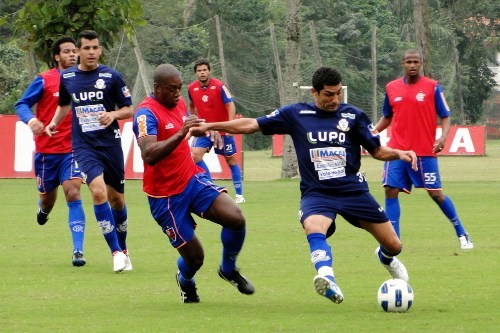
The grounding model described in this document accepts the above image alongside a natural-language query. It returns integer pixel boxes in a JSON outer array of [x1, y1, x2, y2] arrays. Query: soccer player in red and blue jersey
[[190, 67, 418, 304], [45, 30, 134, 272], [132, 64, 254, 303], [16, 36, 87, 267], [188, 59, 245, 204], [375, 48, 473, 250]]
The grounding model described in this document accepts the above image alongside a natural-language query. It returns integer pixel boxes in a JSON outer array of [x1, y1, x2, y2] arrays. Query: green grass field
[[1, 141, 499, 333]]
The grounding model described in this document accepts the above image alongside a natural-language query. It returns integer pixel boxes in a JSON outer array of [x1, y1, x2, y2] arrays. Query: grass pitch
[[0, 141, 499, 332]]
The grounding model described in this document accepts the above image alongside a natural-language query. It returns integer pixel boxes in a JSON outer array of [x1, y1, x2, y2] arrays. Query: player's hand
[[400, 150, 418, 171], [44, 123, 59, 137], [210, 131, 224, 150], [189, 122, 210, 137], [97, 111, 116, 128], [432, 138, 446, 154], [28, 118, 45, 136]]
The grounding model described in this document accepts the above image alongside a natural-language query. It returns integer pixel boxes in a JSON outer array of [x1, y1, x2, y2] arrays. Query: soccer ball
[[377, 278, 414, 312]]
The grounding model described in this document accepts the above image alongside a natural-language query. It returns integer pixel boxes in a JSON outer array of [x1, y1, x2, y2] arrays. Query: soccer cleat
[[175, 271, 200, 303], [124, 253, 133, 271], [375, 247, 409, 282], [37, 208, 49, 225], [458, 234, 474, 250], [72, 251, 86, 267], [235, 195, 246, 204], [313, 275, 344, 304], [112, 251, 127, 273], [218, 267, 255, 295]]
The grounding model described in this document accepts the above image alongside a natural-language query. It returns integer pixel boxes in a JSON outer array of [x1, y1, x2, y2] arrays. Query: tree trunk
[[413, 0, 432, 76], [281, 0, 301, 179], [183, 0, 196, 28]]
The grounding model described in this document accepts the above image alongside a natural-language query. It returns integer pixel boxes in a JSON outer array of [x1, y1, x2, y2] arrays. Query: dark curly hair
[[50, 36, 76, 68], [312, 67, 342, 92]]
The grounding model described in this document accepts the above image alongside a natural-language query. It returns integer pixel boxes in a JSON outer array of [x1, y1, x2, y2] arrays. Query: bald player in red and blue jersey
[[133, 64, 255, 303], [376, 48, 473, 250]]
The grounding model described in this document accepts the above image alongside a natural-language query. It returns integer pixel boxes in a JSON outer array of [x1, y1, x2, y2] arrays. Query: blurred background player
[[45, 30, 134, 272], [15, 36, 86, 267], [190, 67, 417, 304], [133, 64, 254, 303], [188, 59, 245, 203], [375, 48, 473, 250]]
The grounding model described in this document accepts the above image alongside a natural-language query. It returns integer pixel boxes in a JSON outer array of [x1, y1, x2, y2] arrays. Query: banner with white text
[[272, 126, 486, 157], [0, 115, 242, 179]]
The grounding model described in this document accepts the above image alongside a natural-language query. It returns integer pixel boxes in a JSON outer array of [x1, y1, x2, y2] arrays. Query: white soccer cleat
[[458, 234, 474, 250], [313, 275, 344, 304], [235, 195, 246, 204], [376, 247, 409, 282], [124, 254, 133, 271], [113, 251, 127, 273]]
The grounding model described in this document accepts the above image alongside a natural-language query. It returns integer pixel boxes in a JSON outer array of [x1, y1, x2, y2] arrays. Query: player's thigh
[[409, 157, 442, 190], [34, 153, 61, 194], [148, 196, 197, 249], [383, 160, 412, 192], [300, 193, 339, 237]]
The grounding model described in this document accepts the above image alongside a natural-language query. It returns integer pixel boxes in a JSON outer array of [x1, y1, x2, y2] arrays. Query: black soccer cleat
[[72, 251, 86, 267], [218, 267, 255, 295], [37, 208, 49, 225], [176, 271, 200, 303]]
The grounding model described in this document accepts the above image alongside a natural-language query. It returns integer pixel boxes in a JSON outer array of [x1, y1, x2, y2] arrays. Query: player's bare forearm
[[375, 116, 392, 133], [371, 146, 418, 171], [45, 105, 70, 136], [197, 118, 260, 135], [113, 106, 134, 120]]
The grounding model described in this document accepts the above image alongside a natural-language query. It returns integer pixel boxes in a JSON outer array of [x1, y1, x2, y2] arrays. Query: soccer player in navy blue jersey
[[190, 67, 418, 304], [45, 30, 134, 273]]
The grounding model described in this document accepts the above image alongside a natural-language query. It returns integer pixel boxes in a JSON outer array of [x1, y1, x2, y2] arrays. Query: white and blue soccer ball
[[377, 278, 414, 312]]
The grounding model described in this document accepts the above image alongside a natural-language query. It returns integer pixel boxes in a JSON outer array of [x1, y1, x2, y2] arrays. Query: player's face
[[77, 38, 102, 71], [55, 42, 77, 70], [402, 53, 422, 78], [155, 75, 183, 109], [195, 65, 210, 84], [313, 83, 343, 112]]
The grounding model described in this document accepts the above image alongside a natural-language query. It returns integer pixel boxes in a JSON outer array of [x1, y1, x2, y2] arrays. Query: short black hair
[[312, 67, 342, 92], [193, 58, 210, 72], [50, 36, 76, 68], [77, 30, 99, 47], [403, 48, 422, 60]]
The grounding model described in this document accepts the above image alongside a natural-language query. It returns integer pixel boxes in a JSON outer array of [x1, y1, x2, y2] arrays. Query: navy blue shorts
[[192, 134, 238, 157], [147, 173, 226, 248], [34, 152, 82, 194], [299, 191, 388, 235], [382, 157, 442, 193], [74, 145, 125, 193]]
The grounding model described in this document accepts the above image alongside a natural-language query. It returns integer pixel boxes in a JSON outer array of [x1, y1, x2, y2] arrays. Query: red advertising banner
[[0, 115, 242, 179], [272, 125, 486, 157]]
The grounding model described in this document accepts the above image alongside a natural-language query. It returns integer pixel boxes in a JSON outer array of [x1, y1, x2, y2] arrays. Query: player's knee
[[185, 253, 204, 271]]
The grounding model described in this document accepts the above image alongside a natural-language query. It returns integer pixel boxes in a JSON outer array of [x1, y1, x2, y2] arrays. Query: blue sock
[[67, 200, 85, 252], [177, 256, 197, 285], [94, 202, 121, 253], [439, 196, 466, 236], [220, 227, 246, 274], [230, 164, 243, 196], [377, 246, 396, 265], [307, 233, 335, 282], [112, 205, 128, 252], [385, 197, 401, 238], [196, 160, 212, 181]]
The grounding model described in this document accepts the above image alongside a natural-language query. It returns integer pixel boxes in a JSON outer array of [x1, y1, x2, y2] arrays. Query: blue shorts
[[299, 191, 388, 237], [35, 153, 82, 194], [382, 157, 442, 193], [147, 173, 226, 248], [192, 134, 238, 156], [74, 145, 125, 193]]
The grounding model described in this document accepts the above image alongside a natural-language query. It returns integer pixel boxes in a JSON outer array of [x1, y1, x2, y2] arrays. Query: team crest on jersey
[[164, 227, 177, 241], [122, 86, 131, 98], [202, 95, 209, 102], [94, 79, 106, 89], [266, 109, 279, 118], [416, 92, 425, 102], [336, 118, 350, 132]]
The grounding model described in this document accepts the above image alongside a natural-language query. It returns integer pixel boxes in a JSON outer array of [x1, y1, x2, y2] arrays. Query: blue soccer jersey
[[257, 103, 381, 195], [59, 65, 132, 148]]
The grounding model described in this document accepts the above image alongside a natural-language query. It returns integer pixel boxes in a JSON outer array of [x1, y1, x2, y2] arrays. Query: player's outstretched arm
[[370, 146, 418, 171], [192, 118, 261, 136]]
